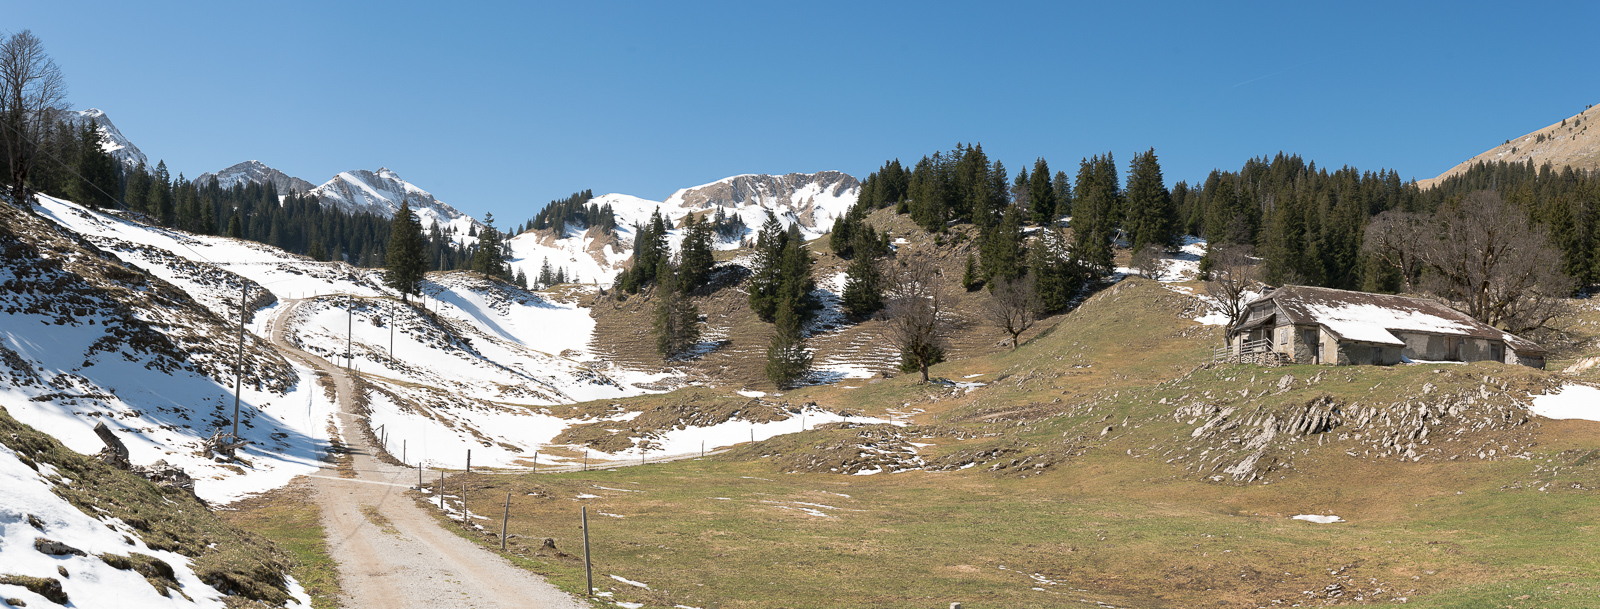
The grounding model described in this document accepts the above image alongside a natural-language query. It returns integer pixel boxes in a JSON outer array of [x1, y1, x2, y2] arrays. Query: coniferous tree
[[1011, 167, 1031, 216], [747, 213, 787, 321], [981, 203, 1026, 283], [1124, 148, 1175, 254], [538, 257, 554, 287], [472, 213, 507, 278], [678, 213, 715, 293], [384, 199, 428, 301], [1029, 158, 1055, 225], [1052, 170, 1072, 218], [68, 121, 118, 209], [1071, 153, 1118, 275], [1031, 226, 1085, 314], [653, 261, 702, 359], [763, 296, 812, 388], [841, 229, 886, 317]]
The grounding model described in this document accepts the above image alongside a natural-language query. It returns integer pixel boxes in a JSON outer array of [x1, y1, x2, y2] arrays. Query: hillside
[[505, 171, 859, 287], [436, 277, 1600, 609], [8, 168, 1600, 608], [1420, 104, 1600, 188], [0, 407, 308, 608]]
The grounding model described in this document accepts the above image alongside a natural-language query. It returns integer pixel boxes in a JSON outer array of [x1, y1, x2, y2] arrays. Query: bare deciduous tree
[[883, 255, 949, 382], [1417, 191, 1571, 333], [1130, 244, 1164, 280], [1206, 244, 1258, 330], [0, 30, 69, 210], [1362, 209, 1429, 291], [984, 275, 1038, 350]]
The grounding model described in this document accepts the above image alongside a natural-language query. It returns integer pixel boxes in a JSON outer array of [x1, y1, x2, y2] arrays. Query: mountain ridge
[[1420, 104, 1600, 188], [195, 160, 317, 194]]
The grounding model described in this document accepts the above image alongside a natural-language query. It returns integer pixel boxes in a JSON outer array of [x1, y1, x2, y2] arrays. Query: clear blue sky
[[6, 1, 1597, 222]]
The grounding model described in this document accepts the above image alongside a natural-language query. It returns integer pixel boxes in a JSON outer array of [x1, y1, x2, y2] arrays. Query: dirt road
[[267, 299, 587, 609]]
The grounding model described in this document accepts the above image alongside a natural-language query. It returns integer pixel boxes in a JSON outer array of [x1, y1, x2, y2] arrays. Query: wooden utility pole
[[582, 506, 593, 596], [500, 493, 510, 551], [388, 299, 394, 358], [232, 282, 247, 441], [346, 305, 352, 370]]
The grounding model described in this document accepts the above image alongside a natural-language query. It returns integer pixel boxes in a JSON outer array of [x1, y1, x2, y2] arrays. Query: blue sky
[[6, 1, 1597, 222]]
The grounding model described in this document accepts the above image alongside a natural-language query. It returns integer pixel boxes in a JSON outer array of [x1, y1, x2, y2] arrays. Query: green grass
[[426, 278, 1600, 608], [215, 480, 343, 609]]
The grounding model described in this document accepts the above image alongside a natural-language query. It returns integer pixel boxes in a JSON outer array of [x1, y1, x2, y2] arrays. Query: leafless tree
[[883, 255, 949, 382], [1130, 244, 1164, 280], [1417, 191, 1571, 333], [1206, 244, 1258, 330], [984, 275, 1039, 350], [1362, 209, 1429, 291], [0, 30, 69, 210]]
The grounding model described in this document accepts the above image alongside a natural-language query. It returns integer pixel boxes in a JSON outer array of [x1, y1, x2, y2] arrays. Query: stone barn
[[1226, 286, 1545, 368]]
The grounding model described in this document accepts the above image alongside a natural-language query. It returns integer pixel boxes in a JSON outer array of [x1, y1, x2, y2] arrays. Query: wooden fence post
[[582, 506, 593, 596]]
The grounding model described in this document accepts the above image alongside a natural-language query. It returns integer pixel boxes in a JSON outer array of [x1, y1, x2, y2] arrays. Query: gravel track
[[268, 298, 587, 609]]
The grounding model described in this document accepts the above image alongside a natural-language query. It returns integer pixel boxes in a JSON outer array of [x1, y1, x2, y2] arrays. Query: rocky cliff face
[[195, 160, 317, 194], [664, 171, 859, 232]]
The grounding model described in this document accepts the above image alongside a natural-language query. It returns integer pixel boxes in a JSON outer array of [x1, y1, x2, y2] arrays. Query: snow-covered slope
[[7, 197, 338, 504], [308, 168, 481, 235], [505, 171, 858, 287], [195, 160, 316, 194], [65, 108, 148, 171]]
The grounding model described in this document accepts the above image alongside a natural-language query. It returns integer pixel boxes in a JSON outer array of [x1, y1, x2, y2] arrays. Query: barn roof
[[1239, 285, 1545, 355]]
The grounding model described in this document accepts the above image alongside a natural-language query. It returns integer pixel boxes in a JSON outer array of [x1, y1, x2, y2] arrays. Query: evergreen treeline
[[525, 190, 614, 235], [11, 118, 502, 272]]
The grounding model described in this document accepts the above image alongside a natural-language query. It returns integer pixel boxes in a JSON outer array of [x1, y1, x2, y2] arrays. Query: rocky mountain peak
[[196, 160, 318, 194]]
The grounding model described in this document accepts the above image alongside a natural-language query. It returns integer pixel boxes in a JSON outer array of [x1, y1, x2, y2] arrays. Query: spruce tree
[[653, 261, 702, 359], [748, 213, 787, 321], [385, 199, 428, 300], [1071, 153, 1118, 275], [472, 213, 507, 279], [763, 297, 812, 388], [678, 213, 715, 293], [1029, 158, 1055, 225], [841, 241, 884, 317], [1124, 148, 1175, 254], [981, 204, 1026, 283]]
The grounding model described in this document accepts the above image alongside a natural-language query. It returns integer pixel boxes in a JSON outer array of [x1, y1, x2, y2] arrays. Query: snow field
[[1530, 385, 1600, 421], [0, 443, 318, 608], [0, 302, 337, 504]]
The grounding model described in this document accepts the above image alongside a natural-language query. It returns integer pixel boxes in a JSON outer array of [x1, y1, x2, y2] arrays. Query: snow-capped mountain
[[195, 160, 317, 194], [309, 167, 481, 234], [665, 171, 859, 229], [504, 171, 858, 287], [66, 108, 148, 171]]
